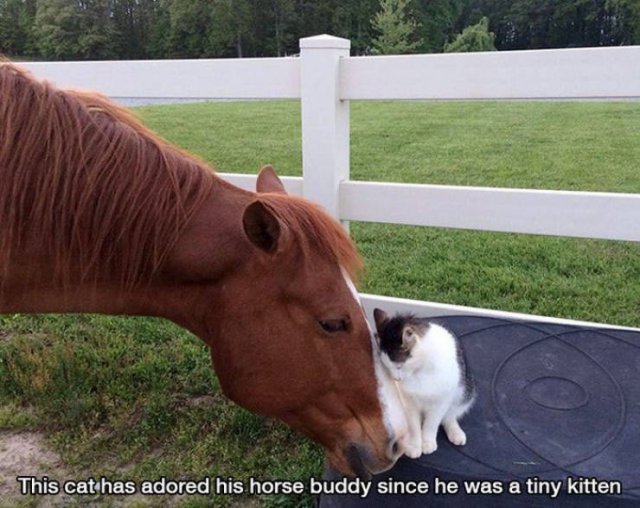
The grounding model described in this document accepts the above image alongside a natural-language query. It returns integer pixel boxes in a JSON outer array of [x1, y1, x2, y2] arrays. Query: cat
[[373, 308, 476, 458]]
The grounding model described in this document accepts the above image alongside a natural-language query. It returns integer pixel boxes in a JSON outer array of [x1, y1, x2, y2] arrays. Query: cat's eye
[[319, 318, 350, 334]]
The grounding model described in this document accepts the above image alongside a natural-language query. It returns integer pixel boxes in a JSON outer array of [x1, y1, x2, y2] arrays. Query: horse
[[0, 63, 408, 478]]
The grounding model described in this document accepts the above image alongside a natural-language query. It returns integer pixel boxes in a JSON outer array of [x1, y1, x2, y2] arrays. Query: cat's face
[[373, 308, 428, 381]]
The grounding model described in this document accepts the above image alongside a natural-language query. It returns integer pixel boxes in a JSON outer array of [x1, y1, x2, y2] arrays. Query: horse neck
[[0, 175, 254, 333]]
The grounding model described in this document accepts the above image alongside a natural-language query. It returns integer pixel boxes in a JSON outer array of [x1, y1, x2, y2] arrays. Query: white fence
[[22, 35, 640, 330]]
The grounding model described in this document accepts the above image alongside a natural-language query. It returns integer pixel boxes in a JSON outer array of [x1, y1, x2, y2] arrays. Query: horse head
[[181, 166, 408, 477]]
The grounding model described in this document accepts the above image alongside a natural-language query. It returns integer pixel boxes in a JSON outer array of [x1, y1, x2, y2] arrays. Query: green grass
[[0, 314, 320, 507], [1, 100, 640, 506], [141, 101, 640, 192]]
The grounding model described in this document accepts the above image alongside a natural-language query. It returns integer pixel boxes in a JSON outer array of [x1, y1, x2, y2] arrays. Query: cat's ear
[[373, 308, 389, 334], [402, 325, 419, 349]]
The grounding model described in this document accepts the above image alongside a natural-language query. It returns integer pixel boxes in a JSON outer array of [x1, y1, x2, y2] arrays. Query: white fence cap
[[300, 34, 350, 50]]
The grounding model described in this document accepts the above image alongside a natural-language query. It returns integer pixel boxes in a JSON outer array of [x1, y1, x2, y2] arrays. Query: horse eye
[[319, 319, 349, 333]]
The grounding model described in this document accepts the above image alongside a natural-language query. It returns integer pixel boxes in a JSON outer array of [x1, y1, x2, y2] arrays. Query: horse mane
[[0, 62, 362, 290], [258, 194, 363, 283], [0, 62, 216, 288]]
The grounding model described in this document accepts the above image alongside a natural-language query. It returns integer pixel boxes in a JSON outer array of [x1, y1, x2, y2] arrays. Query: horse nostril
[[387, 438, 402, 459], [345, 444, 372, 480]]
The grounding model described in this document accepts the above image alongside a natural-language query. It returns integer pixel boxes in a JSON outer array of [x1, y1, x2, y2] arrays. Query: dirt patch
[[0, 431, 204, 507], [0, 430, 264, 507], [0, 430, 73, 507]]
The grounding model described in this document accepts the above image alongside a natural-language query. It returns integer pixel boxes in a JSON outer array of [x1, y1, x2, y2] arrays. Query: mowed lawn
[[1, 100, 639, 507]]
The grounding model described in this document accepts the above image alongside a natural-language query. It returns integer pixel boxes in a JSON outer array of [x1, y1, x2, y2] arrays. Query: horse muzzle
[[334, 436, 403, 479]]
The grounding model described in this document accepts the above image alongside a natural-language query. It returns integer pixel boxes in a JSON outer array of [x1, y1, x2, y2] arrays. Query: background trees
[[0, 0, 638, 60], [371, 0, 420, 54], [444, 16, 496, 52]]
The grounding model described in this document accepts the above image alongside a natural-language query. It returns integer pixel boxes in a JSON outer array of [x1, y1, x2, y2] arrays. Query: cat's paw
[[447, 428, 467, 446], [421, 438, 438, 455], [404, 444, 422, 459]]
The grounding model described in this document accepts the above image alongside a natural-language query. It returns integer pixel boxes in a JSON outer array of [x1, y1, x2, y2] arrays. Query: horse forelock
[[258, 193, 363, 284], [0, 63, 216, 289]]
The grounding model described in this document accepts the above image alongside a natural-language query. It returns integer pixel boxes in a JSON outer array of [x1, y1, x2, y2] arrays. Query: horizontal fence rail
[[22, 45, 640, 101], [219, 175, 640, 243], [340, 181, 640, 242], [21, 58, 300, 99], [341, 46, 640, 100]]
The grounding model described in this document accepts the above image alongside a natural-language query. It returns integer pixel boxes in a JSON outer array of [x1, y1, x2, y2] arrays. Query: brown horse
[[0, 63, 407, 477]]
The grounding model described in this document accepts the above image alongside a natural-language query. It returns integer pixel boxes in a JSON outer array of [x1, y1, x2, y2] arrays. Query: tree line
[[0, 0, 638, 60]]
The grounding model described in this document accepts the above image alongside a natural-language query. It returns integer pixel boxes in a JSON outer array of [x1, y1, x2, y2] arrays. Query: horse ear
[[373, 308, 390, 334], [242, 200, 284, 254], [256, 165, 287, 194]]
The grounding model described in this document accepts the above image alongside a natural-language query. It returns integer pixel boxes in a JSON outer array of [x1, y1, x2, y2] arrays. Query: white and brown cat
[[374, 309, 476, 458]]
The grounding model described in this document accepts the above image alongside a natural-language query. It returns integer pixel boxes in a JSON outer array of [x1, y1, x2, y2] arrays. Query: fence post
[[299, 34, 351, 223]]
